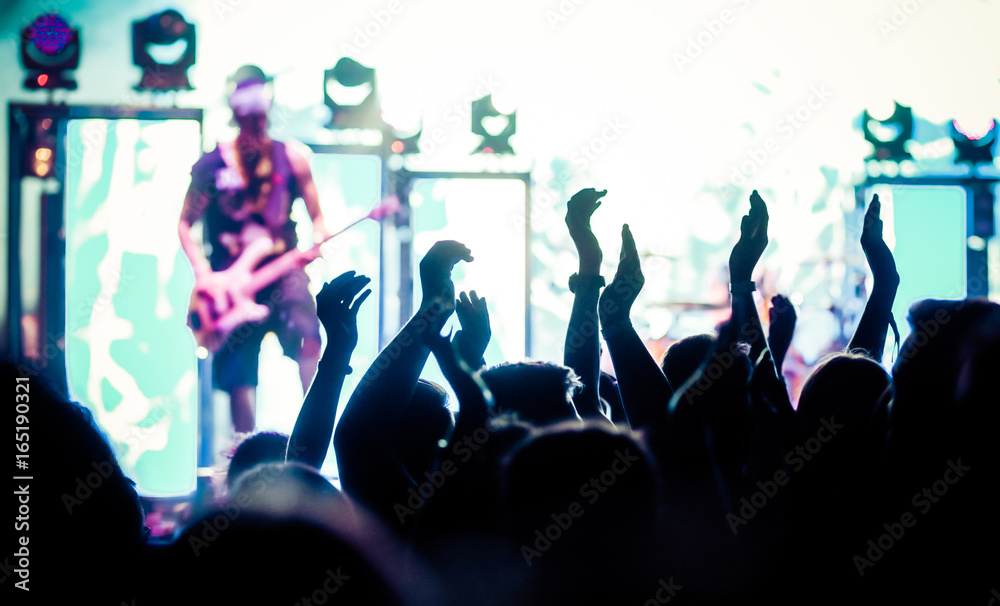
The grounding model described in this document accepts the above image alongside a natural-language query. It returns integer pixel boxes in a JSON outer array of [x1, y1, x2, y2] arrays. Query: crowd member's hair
[[480, 361, 583, 426]]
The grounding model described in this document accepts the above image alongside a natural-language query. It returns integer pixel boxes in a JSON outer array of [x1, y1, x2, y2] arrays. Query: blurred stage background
[[2, 0, 998, 534]]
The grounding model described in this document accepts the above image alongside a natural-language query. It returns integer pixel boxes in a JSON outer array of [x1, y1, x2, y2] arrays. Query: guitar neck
[[244, 215, 370, 296], [247, 248, 308, 295]]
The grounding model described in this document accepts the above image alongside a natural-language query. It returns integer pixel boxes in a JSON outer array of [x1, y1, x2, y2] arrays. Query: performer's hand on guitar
[[419, 240, 473, 334], [316, 271, 372, 360], [192, 269, 232, 316]]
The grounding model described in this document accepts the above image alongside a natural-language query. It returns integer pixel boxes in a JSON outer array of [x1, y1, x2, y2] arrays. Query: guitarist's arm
[[178, 184, 213, 277], [287, 142, 330, 242]]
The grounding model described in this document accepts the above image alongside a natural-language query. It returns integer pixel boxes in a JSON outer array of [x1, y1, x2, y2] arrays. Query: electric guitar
[[187, 234, 323, 352], [186, 197, 398, 352]]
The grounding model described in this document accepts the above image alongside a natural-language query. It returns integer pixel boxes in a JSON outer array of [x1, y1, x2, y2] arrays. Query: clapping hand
[[729, 190, 769, 282], [419, 240, 473, 333], [860, 194, 900, 289], [767, 294, 797, 375], [599, 224, 644, 328], [566, 188, 607, 273], [453, 290, 491, 367]]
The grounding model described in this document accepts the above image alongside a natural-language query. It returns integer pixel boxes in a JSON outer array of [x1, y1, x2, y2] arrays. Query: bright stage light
[[20, 13, 80, 91], [324, 57, 382, 130], [471, 94, 516, 154], [32, 149, 52, 177], [950, 118, 997, 166], [132, 9, 196, 91], [865, 99, 898, 122], [381, 97, 422, 154], [862, 101, 913, 162], [23, 115, 58, 179]]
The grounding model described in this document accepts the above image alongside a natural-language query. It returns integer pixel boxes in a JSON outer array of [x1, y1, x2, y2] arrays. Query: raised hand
[[729, 190, 769, 282], [287, 270, 371, 469], [453, 290, 491, 367], [847, 194, 900, 361], [860, 194, 900, 288], [566, 188, 607, 273], [316, 270, 372, 357], [599, 224, 644, 328], [767, 294, 797, 375], [419, 240, 473, 312]]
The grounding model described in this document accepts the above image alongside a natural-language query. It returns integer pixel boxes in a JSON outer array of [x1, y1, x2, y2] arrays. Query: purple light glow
[[29, 14, 72, 56]]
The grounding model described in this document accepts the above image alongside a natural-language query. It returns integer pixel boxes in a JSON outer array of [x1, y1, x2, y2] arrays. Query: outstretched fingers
[[349, 288, 372, 316]]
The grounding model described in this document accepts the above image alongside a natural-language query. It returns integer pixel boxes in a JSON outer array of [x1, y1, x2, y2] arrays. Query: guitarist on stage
[[178, 65, 330, 434]]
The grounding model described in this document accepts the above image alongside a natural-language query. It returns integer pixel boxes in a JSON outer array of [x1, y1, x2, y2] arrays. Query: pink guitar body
[[187, 236, 313, 352]]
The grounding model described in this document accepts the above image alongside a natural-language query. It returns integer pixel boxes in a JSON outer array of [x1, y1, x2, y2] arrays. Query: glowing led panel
[[65, 118, 201, 497]]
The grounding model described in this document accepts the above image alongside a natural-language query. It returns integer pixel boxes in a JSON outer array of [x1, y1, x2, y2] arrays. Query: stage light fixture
[[950, 118, 997, 166], [862, 101, 913, 162], [471, 94, 516, 154], [382, 101, 422, 154], [132, 9, 196, 91], [324, 57, 381, 129], [20, 13, 80, 91]]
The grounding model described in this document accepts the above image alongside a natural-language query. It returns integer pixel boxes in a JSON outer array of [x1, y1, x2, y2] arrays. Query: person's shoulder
[[282, 139, 314, 173], [192, 143, 226, 172]]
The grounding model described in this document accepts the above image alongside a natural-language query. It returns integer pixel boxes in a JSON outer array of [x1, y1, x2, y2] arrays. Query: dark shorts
[[212, 268, 321, 391]]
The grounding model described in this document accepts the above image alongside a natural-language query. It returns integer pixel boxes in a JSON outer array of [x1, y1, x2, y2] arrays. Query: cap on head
[[228, 64, 273, 117]]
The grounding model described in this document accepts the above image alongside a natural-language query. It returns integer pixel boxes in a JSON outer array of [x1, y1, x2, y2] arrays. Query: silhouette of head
[[4, 364, 146, 602], [390, 379, 453, 480], [661, 334, 716, 388], [798, 352, 890, 432], [230, 461, 347, 516], [891, 298, 1000, 437], [480, 361, 582, 426], [227, 431, 289, 490], [502, 421, 663, 602]]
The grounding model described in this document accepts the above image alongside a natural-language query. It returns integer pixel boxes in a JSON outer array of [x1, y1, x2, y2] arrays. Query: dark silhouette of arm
[[286, 271, 371, 468], [333, 241, 472, 509], [848, 194, 900, 362], [767, 294, 796, 377], [563, 188, 607, 420], [726, 190, 770, 364], [599, 224, 673, 430]]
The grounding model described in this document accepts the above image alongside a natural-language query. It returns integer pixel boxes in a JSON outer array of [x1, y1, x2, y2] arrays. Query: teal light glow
[[64, 118, 202, 497]]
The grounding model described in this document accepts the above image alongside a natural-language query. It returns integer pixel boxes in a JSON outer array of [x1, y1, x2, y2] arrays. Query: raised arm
[[767, 294, 796, 377], [429, 328, 492, 446], [750, 295, 797, 421], [286, 271, 371, 468], [599, 224, 673, 430], [847, 195, 900, 361], [334, 241, 471, 502], [563, 188, 607, 420], [726, 190, 771, 365]]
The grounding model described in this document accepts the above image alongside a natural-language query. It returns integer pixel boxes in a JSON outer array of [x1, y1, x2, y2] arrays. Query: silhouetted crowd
[[13, 188, 1000, 604]]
